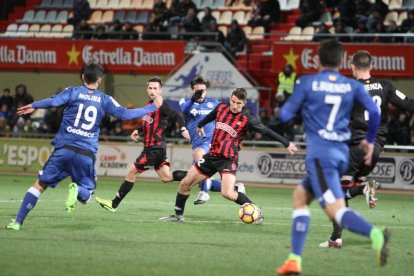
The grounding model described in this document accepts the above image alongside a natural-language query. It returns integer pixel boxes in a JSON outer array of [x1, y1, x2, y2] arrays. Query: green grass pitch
[[1, 174, 413, 275]]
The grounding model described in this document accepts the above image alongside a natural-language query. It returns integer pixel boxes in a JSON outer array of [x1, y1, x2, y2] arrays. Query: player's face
[[147, 81, 161, 100], [229, 95, 246, 113], [192, 84, 207, 102]]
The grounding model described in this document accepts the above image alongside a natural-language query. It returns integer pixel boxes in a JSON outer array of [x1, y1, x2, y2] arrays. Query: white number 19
[[74, 104, 98, 130]]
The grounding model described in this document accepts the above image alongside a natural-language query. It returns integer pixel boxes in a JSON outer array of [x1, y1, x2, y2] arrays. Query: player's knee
[[221, 190, 233, 200], [160, 176, 172, 183]]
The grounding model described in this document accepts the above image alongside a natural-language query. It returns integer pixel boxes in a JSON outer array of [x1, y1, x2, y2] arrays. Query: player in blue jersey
[[5, 63, 162, 231], [179, 75, 244, 205], [276, 40, 390, 275]]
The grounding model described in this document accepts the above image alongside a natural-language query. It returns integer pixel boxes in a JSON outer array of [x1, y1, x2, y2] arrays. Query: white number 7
[[325, 95, 342, 131]]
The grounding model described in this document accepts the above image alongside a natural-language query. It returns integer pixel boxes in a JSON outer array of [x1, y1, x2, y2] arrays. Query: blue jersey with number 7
[[280, 69, 380, 159]]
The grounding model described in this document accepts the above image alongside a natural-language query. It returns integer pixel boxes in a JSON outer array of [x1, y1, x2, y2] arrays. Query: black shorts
[[345, 142, 382, 181], [194, 154, 238, 177], [134, 148, 170, 172]]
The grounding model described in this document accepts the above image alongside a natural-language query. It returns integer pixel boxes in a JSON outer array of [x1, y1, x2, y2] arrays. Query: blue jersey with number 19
[[280, 69, 380, 160], [32, 86, 156, 154]]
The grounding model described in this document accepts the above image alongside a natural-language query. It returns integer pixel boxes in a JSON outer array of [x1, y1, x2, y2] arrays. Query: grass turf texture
[[1, 174, 413, 275]]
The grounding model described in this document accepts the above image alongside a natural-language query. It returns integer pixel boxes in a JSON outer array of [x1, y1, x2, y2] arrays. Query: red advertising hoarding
[[0, 39, 185, 74], [272, 43, 414, 78]]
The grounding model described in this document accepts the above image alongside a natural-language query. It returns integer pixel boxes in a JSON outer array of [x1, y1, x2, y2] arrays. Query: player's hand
[[286, 142, 298, 155], [17, 104, 35, 115], [131, 130, 139, 141], [181, 130, 191, 140], [360, 139, 374, 166], [191, 89, 203, 102], [197, 127, 205, 137], [153, 95, 163, 108]]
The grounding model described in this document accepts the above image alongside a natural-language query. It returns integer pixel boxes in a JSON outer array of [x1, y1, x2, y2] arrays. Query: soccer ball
[[238, 203, 260, 224]]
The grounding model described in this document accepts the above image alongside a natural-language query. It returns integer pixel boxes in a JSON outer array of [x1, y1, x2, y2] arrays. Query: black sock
[[174, 193, 190, 215], [172, 170, 187, 181], [235, 192, 252, 205], [112, 180, 134, 208], [330, 222, 344, 240], [349, 185, 365, 198]]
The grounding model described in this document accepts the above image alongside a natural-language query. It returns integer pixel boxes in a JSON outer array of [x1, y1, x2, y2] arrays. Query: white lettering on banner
[[16, 45, 56, 64], [398, 159, 414, 185], [368, 158, 395, 183], [256, 153, 306, 179], [216, 122, 237, 137], [2, 144, 52, 166], [301, 48, 405, 71], [205, 71, 234, 87], [0, 46, 15, 62], [82, 46, 175, 67]]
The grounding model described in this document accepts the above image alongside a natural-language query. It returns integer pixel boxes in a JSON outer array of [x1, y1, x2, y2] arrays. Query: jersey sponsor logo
[[364, 82, 383, 91], [190, 108, 212, 117], [317, 129, 351, 142], [312, 81, 352, 93], [142, 115, 153, 123], [216, 122, 237, 137], [78, 93, 101, 103], [66, 126, 94, 138]]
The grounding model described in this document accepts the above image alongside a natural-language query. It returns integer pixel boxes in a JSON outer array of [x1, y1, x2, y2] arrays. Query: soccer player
[[319, 50, 414, 248], [179, 75, 242, 205], [160, 88, 297, 222], [95, 77, 190, 212], [6, 63, 162, 230], [276, 40, 390, 275]]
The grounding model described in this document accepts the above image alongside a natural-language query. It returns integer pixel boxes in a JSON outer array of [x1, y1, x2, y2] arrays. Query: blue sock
[[16, 187, 41, 225], [200, 179, 211, 192], [77, 186, 92, 203], [291, 208, 310, 256], [335, 207, 372, 237], [210, 179, 222, 192]]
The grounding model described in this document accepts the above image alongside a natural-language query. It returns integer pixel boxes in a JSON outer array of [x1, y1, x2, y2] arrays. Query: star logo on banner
[[283, 48, 299, 69], [66, 45, 81, 65]]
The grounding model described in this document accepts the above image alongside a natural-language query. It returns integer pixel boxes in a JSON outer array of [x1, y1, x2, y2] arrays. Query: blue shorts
[[301, 156, 349, 208], [39, 147, 96, 191], [192, 141, 211, 153]]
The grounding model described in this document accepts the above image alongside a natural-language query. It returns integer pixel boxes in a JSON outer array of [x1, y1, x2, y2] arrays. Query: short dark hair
[[318, 39, 343, 68], [147, 76, 163, 87], [190, 75, 209, 89], [351, 50, 372, 70], [231, 88, 247, 101], [81, 63, 104, 84]]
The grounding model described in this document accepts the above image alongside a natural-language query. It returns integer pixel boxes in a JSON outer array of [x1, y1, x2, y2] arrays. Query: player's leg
[[155, 161, 187, 183], [193, 146, 213, 204], [160, 165, 206, 222], [277, 183, 313, 275]]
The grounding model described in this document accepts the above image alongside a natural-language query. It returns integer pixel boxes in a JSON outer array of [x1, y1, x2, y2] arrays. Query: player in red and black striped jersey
[[161, 88, 297, 222], [320, 50, 414, 248], [96, 77, 191, 212]]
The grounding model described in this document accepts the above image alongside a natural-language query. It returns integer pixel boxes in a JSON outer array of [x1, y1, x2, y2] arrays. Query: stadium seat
[[197, 10, 205, 22], [17, 10, 35, 23], [114, 10, 125, 22], [232, 11, 245, 25], [219, 10, 232, 25], [89, 0, 97, 8], [27, 24, 40, 37], [142, 0, 154, 9], [37, 24, 51, 37], [1, 23, 18, 37], [249, 26, 264, 40], [384, 11, 398, 26], [136, 11, 149, 24], [63, 0, 74, 8], [193, 0, 202, 8], [96, 0, 109, 9], [285, 0, 300, 10], [16, 24, 29, 37], [130, 0, 143, 9], [119, 0, 131, 8], [39, 0, 53, 8], [389, 0, 402, 9], [218, 25, 227, 36], [56, 10, 68, 23], [33, 10, 47, 23], [242, 25, 252, 36], [229, 0, 247, 10], [212, 11, 220, 21], [212, 0, 226, 9], [302, 26, 314, 41], [45, 10, 57, 23], [282, 26, 301, 41], [102, 10, 114, 23], [108, 0, 121, 9], [88, 10, 103, 24], [125, 11, 137, 23], [201, 0, 214, 9], [51, 0, 64, 8], [279, 0, 287, 10], [62, 24, 74, 37], [397, 11, 407, 26], [49, 24, 63, 37]]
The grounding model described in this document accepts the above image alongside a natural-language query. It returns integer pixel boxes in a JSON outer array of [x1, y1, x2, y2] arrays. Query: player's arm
[[248, 115, 297, 154], [163, 102, 191, 140], [109, 96, 162, 120], [179, 98, 193, 115], [279, 79, 305, 123], [386, 82, 414, 112], [17, 87, 71, 115], [196, 104, 219, 136]]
